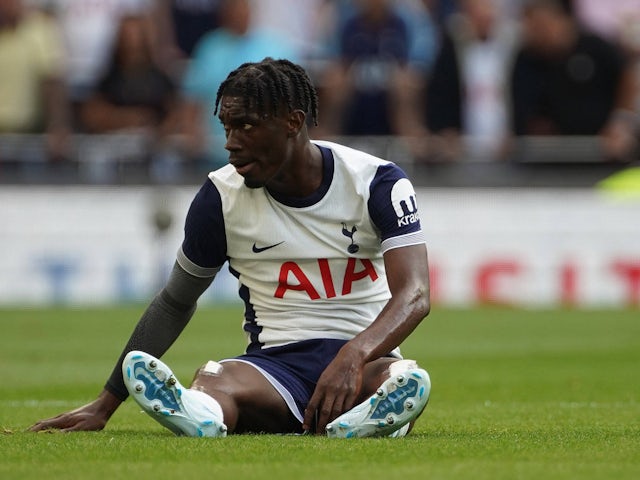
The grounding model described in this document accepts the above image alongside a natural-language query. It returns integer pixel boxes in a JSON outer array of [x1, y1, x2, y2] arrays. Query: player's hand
[[28, 390, 122, 433], [303, 345, 366, 435]]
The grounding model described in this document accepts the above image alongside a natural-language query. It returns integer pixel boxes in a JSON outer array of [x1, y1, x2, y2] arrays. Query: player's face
[[218, 96, 290, 189]]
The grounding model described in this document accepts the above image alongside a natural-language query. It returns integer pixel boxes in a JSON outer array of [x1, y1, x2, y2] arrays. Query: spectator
[[0, 0, 70, 159], [315, 0, 437, 68], [180, 0, 297, 170], [423, 0, 458, 28], [249, 0, 327, 64], [572, 0, 640, 45], [620, 14, 640, 119], [396, 0, 439, 74], [79, 14, 182, 181], [38, 0, 152, 127], [574, 0, 640, 118], [80, 15, 178, 134], [510, 0, 639, 161], [152, 0, 221, 76], [424, 0, 519, 161], [315, 0, 435, 139]]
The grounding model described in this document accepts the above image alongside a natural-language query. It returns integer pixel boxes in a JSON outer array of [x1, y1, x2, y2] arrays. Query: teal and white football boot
[[122, 350, 227, 438], [326, 365, 430, 438]]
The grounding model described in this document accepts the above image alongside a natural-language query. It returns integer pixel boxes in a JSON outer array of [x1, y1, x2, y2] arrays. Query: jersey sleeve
[[368, 163, 426, 252], [178, 180, 227, 277]]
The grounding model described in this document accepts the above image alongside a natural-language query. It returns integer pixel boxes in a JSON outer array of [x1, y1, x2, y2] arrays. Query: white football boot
[[326, 365, 431, 438], [122, 351, 228, 437]]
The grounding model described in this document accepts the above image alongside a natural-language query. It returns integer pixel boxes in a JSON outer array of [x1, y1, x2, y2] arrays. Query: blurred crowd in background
[[1, 0, 639, 181]]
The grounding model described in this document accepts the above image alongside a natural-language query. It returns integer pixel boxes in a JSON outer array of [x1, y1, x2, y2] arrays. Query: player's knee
[[192, 360, 224, 387], [197, 360, 224, 377]]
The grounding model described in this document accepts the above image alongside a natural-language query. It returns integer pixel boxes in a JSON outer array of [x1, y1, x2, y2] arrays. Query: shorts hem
[[219, 358, 304, 423]]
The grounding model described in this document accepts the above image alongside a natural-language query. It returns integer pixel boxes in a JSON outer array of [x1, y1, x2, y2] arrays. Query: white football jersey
[[177, 141, 425, 354]]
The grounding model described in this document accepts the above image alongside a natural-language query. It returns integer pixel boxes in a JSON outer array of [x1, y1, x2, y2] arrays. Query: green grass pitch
[[1, 305, 638, 479]]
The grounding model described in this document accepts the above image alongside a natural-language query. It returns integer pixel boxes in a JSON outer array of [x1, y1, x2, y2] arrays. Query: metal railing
[[0, 133, 635, 186]]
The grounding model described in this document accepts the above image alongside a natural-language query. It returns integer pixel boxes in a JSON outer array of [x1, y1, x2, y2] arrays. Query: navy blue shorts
[[221, 338, 349, 425]]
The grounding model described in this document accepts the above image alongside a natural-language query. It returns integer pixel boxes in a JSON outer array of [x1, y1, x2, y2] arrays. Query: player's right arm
[[29, 180, 227, 432], [28, 261, 215, 432]]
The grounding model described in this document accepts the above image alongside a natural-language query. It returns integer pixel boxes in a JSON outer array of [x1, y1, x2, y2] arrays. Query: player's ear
[[286, 109, 306, 136]]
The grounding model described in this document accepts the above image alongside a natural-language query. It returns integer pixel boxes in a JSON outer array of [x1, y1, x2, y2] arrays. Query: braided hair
[[214, 58, 319, 126]]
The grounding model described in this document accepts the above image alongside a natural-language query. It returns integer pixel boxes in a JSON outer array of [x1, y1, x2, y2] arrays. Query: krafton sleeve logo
[[391, 179, 419, 227]]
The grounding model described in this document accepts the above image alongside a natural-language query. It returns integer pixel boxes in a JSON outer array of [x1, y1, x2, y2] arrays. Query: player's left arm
[[347, 243, 430, 362], [339, 162, 430, 366], [303, 164, 430, 433], [303, 244, 430, 434]]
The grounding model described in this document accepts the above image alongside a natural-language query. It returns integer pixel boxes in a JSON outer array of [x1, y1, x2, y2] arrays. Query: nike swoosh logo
[[252, 241, 284, 253]]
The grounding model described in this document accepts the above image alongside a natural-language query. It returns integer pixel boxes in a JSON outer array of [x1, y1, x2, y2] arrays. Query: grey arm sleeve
[[104, 261, 216, 400]]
